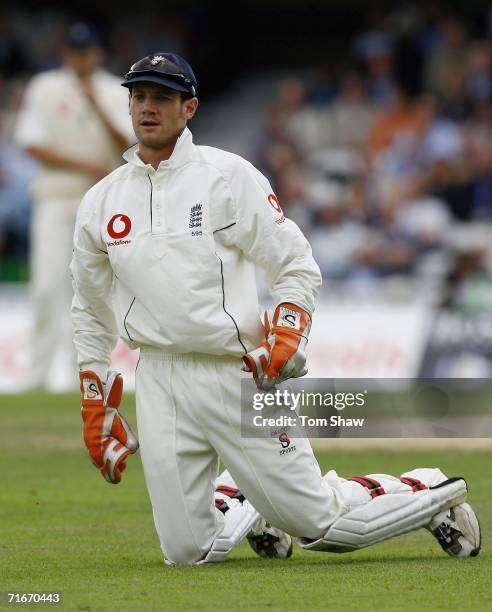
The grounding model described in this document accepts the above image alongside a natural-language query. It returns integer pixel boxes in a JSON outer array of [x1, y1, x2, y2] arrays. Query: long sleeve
[[228, 160, 322, 314], [71, 191, 118, 378]]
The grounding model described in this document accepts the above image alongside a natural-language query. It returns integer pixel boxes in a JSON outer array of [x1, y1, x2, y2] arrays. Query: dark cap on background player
[[121, 53, 197, 96], [65, 21, 103, 50]]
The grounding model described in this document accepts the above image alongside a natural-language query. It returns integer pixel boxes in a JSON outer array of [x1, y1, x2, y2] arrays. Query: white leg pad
[[197, 500, 260, 564], [298, 477, 467, 553]]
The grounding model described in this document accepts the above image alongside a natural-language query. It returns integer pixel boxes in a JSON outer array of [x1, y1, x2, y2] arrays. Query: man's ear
[[183, 97, 199, 120]]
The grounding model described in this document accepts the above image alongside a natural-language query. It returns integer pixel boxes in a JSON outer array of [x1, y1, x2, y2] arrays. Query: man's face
[[62, 46, 103, 77], [129, 83, 197, 150]]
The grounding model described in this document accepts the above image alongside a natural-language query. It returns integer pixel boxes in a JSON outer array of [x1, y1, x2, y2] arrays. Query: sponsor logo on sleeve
[[267, 194, 286, 224]]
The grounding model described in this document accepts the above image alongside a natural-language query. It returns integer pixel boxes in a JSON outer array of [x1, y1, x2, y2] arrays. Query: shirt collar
[[122, 126, 194, 171]]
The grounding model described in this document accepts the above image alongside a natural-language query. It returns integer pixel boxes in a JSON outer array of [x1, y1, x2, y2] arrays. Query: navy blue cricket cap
[[65, 22, 102, 49], [121, 53, 197, 96]]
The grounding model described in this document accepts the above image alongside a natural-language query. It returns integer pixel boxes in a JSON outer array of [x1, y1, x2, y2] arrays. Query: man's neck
[[137, 142, 176, 170], [138, 129, 186, 170]]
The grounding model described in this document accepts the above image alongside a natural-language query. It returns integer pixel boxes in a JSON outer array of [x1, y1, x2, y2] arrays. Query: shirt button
[[156, 204, 161, 209], [156, 221, 161, 226], [156, 185, 161, 191]]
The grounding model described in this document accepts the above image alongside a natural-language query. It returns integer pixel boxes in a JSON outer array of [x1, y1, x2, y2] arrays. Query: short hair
[[180, 91, 195, 102]]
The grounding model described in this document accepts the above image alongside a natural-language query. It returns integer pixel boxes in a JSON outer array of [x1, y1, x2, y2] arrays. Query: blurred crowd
[[1, 5, 492, 312], [254, 6, 492, 311]]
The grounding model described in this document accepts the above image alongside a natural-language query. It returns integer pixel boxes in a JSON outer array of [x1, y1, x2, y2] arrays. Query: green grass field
[[0, 393, 490, 611]]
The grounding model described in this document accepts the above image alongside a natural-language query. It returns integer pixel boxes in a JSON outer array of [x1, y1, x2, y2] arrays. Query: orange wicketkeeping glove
[[80, 370, 139, 484], [242, 303, 311, 390]]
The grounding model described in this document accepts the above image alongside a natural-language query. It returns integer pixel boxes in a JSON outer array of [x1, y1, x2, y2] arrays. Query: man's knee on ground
[[164, 540, 209, 566]]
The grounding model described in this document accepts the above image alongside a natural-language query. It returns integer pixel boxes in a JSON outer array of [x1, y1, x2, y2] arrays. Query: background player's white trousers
[[136, 350, 447, 565], [29, 197, 80, 388]]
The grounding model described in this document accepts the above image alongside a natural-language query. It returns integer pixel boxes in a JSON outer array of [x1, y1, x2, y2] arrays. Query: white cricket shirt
[[71, 127, 321, 376]]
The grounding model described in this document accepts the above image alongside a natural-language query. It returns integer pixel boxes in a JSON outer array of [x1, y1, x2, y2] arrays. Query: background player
[[15, 22, 134, 390]]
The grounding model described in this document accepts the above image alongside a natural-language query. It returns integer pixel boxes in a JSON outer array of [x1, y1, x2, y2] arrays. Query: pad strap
[[347, 476, 386, 498], [400, 477, 428, 492], [215, 486, 246, 504]]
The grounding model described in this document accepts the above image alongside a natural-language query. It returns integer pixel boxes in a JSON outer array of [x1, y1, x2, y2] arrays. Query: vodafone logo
[[107, 214, 132, 239], [268, 194, 286, 225], [268, 194, 283, 213]]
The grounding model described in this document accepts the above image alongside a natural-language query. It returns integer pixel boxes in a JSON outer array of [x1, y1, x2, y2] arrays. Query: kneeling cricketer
[[72, 53, 481, 565]]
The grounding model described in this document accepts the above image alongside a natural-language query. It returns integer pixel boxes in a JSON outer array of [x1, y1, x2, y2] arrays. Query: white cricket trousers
[[136, 350, 447, 565], [29, 197, 80, 387]]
